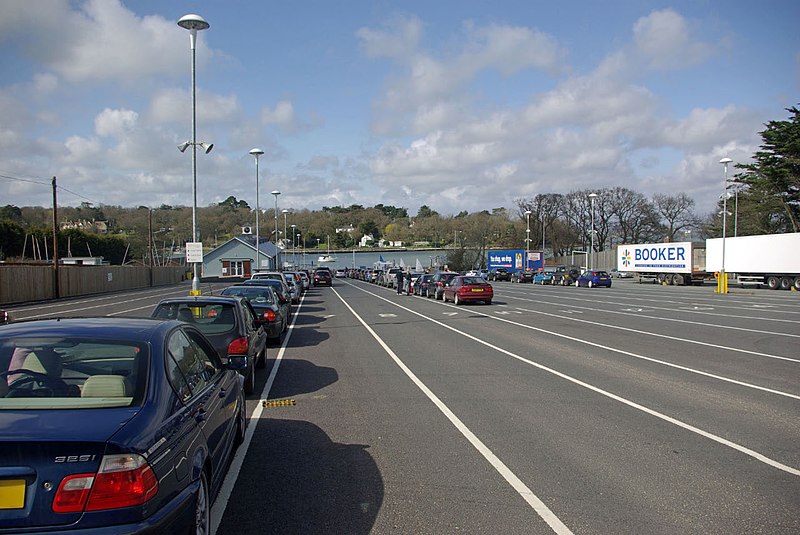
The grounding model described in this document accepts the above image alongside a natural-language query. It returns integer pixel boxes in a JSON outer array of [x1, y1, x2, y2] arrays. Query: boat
[[317, 235, 337, 263]]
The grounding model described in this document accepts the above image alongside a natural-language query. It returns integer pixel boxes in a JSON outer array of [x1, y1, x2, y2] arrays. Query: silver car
[[282, 273, 300, 303]]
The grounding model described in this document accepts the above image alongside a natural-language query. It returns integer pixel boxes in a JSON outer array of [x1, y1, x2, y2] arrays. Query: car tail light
[[53, 454, 158, 513], [263, 309, 276, 322], [227, 337, 249, 355]]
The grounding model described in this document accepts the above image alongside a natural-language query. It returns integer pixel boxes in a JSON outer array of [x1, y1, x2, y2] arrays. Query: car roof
[[0, 316, 177, 340]]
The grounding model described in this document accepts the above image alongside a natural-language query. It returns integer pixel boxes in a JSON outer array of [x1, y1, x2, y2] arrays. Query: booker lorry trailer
[[617, 232, 800, 290]]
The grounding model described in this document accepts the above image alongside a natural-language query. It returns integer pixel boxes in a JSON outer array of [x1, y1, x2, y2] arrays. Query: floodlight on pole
[[718, 157, 733, 293], [524, 210, 532, 271], [249, 148, 264, 270], [589, 193, 598, 270], [177, 13, 210, 295], [271, 190, 280, 269]]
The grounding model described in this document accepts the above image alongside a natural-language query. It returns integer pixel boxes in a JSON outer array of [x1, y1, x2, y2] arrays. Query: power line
[[0, 172, 103, 206]]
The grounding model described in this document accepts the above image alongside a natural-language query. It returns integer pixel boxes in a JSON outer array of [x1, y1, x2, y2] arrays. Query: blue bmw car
[[0, 317, 247, 534]]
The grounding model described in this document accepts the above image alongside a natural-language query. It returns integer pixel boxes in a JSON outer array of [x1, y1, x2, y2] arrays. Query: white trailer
[[617, 241, 706, 285], [706, 233, 800, 290]]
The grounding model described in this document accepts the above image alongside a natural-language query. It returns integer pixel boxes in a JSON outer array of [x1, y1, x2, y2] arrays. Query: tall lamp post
[[282, 209, 289, 265], [177, 13, 210, 294], [719, 157, 733, 293], [249, 148, 264, 270], [524, 210, 532, 271], [291, 224, 297, 266], [271, 190, 280, 269], [541, 215, 546, 266], [589, 192, 598, 270]]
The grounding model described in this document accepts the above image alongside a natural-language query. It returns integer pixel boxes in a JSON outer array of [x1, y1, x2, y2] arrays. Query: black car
[[220, 285, 289, 344], [554, 266, 581, 286], [151, 296, 267, 395], [314, 269, 333, 286], [428, 272, 460, 300], [0, 317, 246, 533], [510, 270, 534, 283], [240, 278, 293, 307], [414, 273, 434, 296], [489, 268, 512, 281]]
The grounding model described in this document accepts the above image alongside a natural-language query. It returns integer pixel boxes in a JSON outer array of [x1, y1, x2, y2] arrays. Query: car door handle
[[193, 408, 207, 423]]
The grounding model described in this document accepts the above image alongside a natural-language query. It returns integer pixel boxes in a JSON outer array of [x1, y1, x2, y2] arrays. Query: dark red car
[[442, 276, 494, 305]]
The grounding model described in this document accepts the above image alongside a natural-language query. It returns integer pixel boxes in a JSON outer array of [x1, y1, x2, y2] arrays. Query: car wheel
[[454, 294, 461, 306], [485, 299, 492, 305], [194, 472, 210, 535], [243, 360, 255, 396], [256, 346, 267, 368]]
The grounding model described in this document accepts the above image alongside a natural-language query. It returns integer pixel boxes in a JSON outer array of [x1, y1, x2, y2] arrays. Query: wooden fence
[[0, 265, 187, 305]]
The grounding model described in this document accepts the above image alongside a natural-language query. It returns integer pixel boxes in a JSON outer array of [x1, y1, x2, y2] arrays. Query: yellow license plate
[[471, 288, 484, 292], [0, 479, 25, 509]]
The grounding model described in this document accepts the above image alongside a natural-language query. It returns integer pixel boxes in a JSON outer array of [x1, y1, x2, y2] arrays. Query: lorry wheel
[[767, 276, 780, 290], [794, 277, 800, 291], [780, 277, 792, 290], [674, 274, 684, 285]]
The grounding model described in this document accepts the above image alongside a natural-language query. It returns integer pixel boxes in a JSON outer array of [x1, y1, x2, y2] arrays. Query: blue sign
[[487, 249, 543, 272]]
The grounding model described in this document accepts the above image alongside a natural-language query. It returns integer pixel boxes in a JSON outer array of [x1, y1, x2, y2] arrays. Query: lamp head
[[271, 190, 280, 196], [719, 157, 733, 165], [250, 148, 264, 156], [588, 192, 598, 199], [177, 14, 210, 31], [524, 210, 531, 216], [177, 141, 190, 153], [199, 142, 213, 154]]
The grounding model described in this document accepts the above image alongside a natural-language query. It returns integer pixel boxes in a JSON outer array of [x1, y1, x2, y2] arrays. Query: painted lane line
[[210, 293, 305, 535], [8, 284, 193, 313], [350, 283, 800, 477], [501, 287, 800, 324], [333, 286, 574, 535], [511, 306, 800, 365], [502, 294, 800, 339]]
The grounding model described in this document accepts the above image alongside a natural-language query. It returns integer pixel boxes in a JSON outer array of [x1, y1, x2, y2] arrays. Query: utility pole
[[52, 176, 60, 299]]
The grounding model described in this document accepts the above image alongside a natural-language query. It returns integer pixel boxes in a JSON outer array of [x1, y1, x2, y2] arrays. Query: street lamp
[[177, 13, 210, 294], [524, 210, 532, 271], [249, 148, 264, 271], [271, 190, 280, 269], [719, 157, 733, 293], [589, 192, 598, 270], [282, 209, 289, 265], [291, 224, 297, 266]]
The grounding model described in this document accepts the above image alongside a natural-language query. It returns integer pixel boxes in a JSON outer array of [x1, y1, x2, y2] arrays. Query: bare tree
[[653, 193, 696, 242], [607, 187, 663, 244]]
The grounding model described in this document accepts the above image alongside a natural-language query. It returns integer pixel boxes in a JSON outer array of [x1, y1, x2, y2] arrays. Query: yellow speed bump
[[262, 399, 296, 408]]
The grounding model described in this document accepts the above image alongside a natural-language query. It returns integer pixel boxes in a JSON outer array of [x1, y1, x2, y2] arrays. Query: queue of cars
[[0, 264, 341, 533]]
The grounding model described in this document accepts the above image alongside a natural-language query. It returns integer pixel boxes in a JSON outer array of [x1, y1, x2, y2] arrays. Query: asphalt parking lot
[[4, 277, 799, 534]]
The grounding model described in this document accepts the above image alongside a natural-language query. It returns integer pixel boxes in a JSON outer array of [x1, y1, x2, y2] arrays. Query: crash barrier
[[0, 265, 187, 305]]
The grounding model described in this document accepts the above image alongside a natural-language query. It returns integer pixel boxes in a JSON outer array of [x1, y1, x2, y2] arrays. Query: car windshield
[[0, 337, 146, 409], [461, 276, 485, 285], [221, 287, 275, 304], [153, 303, 237, 335]]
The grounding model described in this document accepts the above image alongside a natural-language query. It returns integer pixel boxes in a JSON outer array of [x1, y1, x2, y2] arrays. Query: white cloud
[[262, 101, 295, 126], [632, 9, 716, 71], [64, 135, 102, 163], [95, 108, 139, 137]]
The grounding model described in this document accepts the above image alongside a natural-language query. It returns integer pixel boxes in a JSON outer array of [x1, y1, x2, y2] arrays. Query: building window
[[221, 260, 250, 277]]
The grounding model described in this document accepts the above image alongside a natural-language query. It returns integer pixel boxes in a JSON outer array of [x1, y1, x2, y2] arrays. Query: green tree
[[735, 105, 800, 233]]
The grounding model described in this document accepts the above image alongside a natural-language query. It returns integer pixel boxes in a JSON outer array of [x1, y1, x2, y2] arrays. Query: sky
[[0, 0, 797, 219]]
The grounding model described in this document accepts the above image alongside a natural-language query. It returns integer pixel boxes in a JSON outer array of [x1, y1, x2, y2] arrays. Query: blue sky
[[0, 0, 797, 218]]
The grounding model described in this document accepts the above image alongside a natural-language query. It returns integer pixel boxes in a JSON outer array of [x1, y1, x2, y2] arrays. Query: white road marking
[[333, 287, 574, 534], [210, 292, 305, 535], [352, 284, 800, 477], [379, 313, 398, 318]]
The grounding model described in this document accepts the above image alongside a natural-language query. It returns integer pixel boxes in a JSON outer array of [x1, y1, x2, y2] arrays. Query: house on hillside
[[202, 235, 282, 278]]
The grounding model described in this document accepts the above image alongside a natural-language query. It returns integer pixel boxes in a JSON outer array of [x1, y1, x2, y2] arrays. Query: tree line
[[1, 106, 796, 266]]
